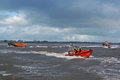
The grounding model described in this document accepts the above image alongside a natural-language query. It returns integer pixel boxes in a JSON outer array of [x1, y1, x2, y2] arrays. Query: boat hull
[[65, 49, 93, 58], [8, 42, 26, 47]]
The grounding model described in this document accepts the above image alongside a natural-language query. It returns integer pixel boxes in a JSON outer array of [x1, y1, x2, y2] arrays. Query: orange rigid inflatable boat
[[65, 49, 93, 58], [8, 42, 27, 47], [103, 41, 111, 48]]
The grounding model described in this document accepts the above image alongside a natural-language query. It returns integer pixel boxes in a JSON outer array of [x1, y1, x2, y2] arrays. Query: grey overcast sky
[[0, 0, 120, 42]]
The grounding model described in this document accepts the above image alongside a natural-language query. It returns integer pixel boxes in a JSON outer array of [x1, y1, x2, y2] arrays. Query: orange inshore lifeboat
[[103, 41, 109, 46], [8, 42, 27, 47], [65, 49, 93, 58], [103, 41, 111, 48]]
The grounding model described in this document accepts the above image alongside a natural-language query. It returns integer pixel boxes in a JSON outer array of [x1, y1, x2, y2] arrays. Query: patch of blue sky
[[4, 11, 17, 17]]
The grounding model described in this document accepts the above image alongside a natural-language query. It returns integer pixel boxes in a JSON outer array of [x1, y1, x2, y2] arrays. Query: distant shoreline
[[0, 40, 119, 44]]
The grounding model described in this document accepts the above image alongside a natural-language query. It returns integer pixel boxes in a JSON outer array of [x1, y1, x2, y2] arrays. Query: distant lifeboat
[[103, 41, 111, 48], [103, 41, 109, 46], [65, 49, 93, 58], [8, 42, 27, 47]]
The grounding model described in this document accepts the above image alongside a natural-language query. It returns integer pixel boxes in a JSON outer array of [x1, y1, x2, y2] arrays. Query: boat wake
[[34, 51, 85, 60]]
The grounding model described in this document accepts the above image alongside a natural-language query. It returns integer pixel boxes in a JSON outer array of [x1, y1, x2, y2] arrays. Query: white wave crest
[[29, 46, 48, 48], [87, 57, 120, 80], [0, 71, 13, 76], [0, 50, 41, 54]]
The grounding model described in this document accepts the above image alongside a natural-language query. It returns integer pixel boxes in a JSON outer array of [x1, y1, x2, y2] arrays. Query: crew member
[[73, 49, 78, 53]]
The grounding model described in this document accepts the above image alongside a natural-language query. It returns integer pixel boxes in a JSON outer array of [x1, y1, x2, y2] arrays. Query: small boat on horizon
[[8, 42, 28, 47], [103, 41, 111, 48]]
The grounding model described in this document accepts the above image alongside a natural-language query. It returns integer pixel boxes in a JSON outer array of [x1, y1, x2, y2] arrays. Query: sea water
[[0, 42, 120, 80]]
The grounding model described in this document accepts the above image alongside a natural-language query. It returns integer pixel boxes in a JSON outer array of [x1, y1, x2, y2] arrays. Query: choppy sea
[[0, 42, 120, 80]]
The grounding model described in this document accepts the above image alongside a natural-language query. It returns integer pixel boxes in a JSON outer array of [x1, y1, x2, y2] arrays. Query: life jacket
[[73, 49, 78, 53]]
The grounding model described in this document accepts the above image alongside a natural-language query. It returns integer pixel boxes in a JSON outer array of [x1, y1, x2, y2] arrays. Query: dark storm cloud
[[0, 0, 57, 11], [16, 0, 120, 29], [0, 0, 119, 28]]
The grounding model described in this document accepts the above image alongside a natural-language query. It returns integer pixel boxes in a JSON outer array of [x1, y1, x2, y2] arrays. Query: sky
[[0, 0, 120, 42]]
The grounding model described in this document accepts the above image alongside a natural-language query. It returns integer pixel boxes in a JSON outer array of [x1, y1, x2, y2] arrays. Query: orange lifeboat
[[65, 49, 93, 58], [8, 42, 27, 47], [103, 41, 109, 46], [103, 41, 111, 48]]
